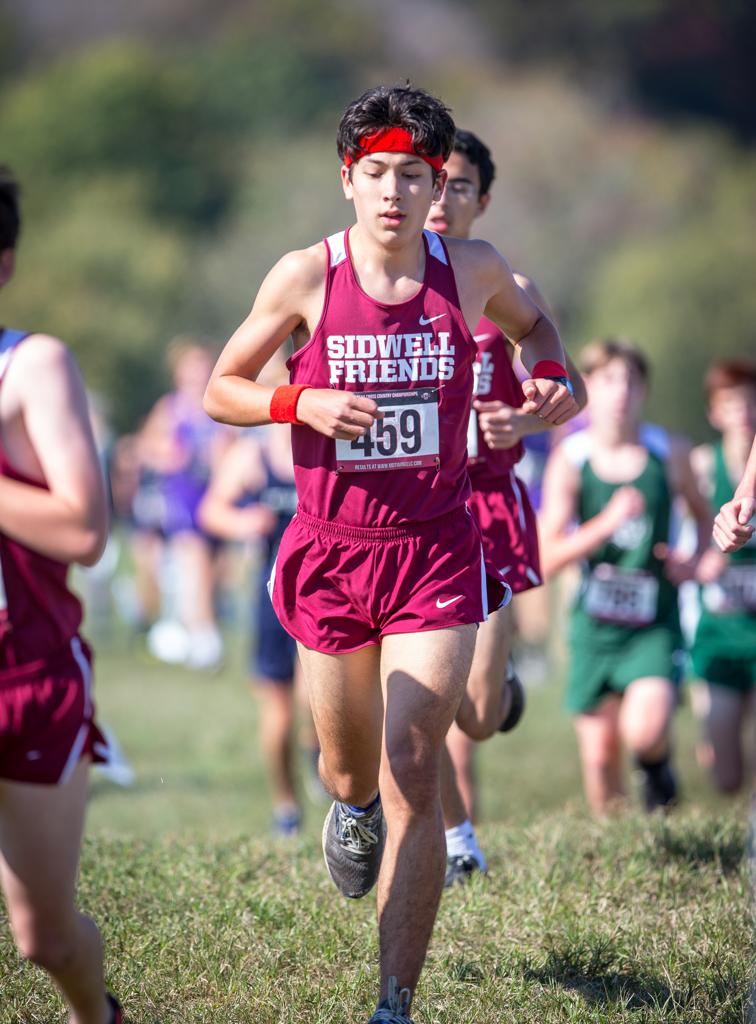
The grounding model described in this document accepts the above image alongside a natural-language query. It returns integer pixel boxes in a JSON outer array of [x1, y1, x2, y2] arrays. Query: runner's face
[[708, 385, 756, 438], [174, 348, 213, 397], [342, 153, 446, 245], [586, 359, 646, 427], [425, 152, 489, 239]]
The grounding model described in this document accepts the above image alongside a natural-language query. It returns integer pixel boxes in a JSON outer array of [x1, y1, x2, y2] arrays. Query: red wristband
[[270, 384, 312, 425], [532, 360, 568, 379]]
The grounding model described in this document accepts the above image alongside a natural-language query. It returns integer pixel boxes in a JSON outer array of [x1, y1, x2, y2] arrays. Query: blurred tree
[[578, 163, 756, 440], [461, 0, 756, 140], [0, 177, 186, 432], [0, 42, 235, 228]]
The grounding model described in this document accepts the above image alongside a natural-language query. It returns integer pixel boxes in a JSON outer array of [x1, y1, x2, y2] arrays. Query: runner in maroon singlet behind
[[0, 169, 122, 1022], [424, 130, 586, 884], [204, 86, 578, 1024]]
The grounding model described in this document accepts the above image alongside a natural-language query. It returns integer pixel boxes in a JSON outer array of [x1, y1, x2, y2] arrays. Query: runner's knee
[[380, 745, 439, 815], [320, 758, 377, 806], [455, 689, 502, 741], [578, 732, 619, 771], [622, 717, 668, 756], [14, 921, 78, 973]]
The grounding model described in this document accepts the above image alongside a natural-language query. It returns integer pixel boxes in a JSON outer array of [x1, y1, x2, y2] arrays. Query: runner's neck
[[347, 224, 427, 298], [589, 419, 641, 449]]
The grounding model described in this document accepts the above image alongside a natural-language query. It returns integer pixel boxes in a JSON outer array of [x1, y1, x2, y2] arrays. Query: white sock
[[444, 820, 488, 871]]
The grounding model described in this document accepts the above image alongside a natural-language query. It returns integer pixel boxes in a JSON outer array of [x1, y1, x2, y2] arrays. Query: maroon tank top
[[0, 330, 83, 675], [288, 228, 477, 526], [467, 315, 526, 485]]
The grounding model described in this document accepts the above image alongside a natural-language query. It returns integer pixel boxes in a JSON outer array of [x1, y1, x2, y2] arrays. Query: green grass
[[0, 638, 752, 1022]]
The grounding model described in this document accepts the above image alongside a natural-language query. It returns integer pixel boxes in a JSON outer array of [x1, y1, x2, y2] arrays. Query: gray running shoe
[[322, 799, 386, 899], [444, 852, 485, 888], [368, 977, 414, 1023]]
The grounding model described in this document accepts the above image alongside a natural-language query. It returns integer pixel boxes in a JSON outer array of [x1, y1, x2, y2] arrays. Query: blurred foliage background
[[0, 0, 754, 436]]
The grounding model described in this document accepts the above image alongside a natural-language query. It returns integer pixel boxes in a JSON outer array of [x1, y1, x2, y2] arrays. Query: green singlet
[[691, 442, 756, 692], [562, 427, 683, 714]]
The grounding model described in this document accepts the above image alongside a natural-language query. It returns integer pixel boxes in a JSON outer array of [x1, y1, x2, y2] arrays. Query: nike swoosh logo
[[473, 334, 491, 342], [419, 313, 447, 326], [436, 595, 464, 608], [499, 566, 511, 576]]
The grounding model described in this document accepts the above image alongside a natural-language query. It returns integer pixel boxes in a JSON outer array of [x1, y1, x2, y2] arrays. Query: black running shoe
[[498, 662, 526, 733], [444, 852, 486, 888], [368, 977, 414, 1023], [322, 799, 386, 899], [636, 756, 678, 813], [107, 992, 123, 1024]]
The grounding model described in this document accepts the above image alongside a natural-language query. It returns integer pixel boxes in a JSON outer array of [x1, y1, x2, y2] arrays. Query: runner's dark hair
[[0, 166, 20, 250], [579, 338, 650, 383], [337, 85, 455, 177], [705, 359, 756, 400], [453, 130, 496, 197]]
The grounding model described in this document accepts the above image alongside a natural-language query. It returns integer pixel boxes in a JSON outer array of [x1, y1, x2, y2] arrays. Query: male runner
[[424, 130, 587, 884], [690, 361, 756, 793], [199, 423, 312, 834], [539, 339, 711, 815], [204, 86, 577, 1023], [0, 168, 121, 1022]]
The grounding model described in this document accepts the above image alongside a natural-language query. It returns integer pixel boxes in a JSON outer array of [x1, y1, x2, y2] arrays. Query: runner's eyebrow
[[363, 156, 425, 168], [448, 176, 475, 185]]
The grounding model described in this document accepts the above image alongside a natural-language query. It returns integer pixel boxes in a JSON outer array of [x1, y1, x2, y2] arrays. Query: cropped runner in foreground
[[204, 85, 578, 1023], [540, 339, 711, 816], [425, 129, 586, 885], [0, 168, 122, 1023], [690, 362, 756, 793]]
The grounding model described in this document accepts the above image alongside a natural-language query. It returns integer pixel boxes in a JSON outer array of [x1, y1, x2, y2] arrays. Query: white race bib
[[702, 565, 756, 614], [335, 388, 440, 473], [584, 564, 659, 626]]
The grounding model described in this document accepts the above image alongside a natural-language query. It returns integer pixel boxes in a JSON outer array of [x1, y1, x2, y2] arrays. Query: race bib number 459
[[335, 388, 440, 473]]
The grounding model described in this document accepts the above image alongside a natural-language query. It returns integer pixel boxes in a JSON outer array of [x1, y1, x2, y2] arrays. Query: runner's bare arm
[[474, 273, 586, 449], [456, 242, 578, 425], [714, 433, 756, 552], [653, 438, 714, 584], [197, 437, 275, 541], [539, 445, 645, 577], [204, 247, 380, 439], [0, 336, 108, 565]]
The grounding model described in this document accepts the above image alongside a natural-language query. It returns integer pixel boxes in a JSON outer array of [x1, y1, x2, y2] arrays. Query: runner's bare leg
[[0, 760, 110, 1024], [377, 625, 476, 1000]]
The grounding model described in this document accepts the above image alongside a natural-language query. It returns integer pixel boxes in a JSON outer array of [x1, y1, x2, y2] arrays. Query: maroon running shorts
[[270, 505, 510, 654], [0, 637, 108, 785], [467, 470, 541, 596]]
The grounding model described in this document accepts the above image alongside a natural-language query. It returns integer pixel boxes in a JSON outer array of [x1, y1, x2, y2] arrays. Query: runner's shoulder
[[3, 332, 78, 389], [558, 427, 592, 470], [271, 242, 327, 293], [444, 236, 510, 280]]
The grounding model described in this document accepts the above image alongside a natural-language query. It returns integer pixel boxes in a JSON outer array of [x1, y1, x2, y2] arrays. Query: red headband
[[343, 127, 444, 172]]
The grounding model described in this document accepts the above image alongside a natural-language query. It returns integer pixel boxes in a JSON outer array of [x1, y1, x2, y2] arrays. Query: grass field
[[0, 632, 753, 1023]]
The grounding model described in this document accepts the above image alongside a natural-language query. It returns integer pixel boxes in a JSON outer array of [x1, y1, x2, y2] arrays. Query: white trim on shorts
[[480, 545, 489, 621], [267, 557, 277, 603], [58, 637, 93, 785], [509, 469, 528, 532]]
